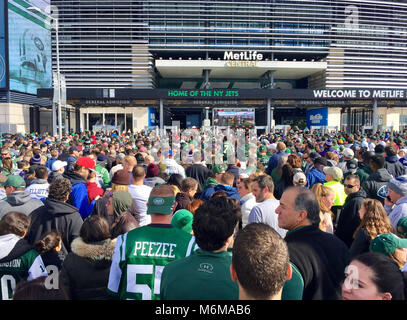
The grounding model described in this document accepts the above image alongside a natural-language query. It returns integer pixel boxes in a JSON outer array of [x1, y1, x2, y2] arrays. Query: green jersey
[[107, 224, 198, 300], [0, 236, 48, 300]]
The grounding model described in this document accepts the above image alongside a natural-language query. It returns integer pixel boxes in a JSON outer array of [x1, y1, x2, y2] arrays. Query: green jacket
[[160, 249, 238, 300], [95, 164, 111, 189], [356, 165, 372, 185]]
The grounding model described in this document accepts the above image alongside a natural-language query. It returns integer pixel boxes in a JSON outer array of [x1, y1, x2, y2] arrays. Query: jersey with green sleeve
[[0, 250, 48, 300], [107, 224, 198, 300]]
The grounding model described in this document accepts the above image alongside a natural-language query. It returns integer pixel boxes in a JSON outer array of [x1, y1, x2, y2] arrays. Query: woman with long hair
[[349, 198, 396, 258], [312, 183, 335, 234]]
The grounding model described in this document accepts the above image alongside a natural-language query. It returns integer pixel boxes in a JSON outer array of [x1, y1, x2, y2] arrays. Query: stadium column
[[372, 99, 378, 134], [160, 99, 164, 130], [267, 98, 272, 133]]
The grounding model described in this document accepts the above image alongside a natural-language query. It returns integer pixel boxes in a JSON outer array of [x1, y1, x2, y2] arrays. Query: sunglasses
[[344, 184, 356, 188]]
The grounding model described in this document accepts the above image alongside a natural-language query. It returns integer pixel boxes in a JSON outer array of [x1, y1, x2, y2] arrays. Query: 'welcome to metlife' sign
[[312, 89, 406, 99]]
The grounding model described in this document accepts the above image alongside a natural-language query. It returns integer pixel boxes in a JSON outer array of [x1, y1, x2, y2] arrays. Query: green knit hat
[[171, 209, 193, 234], [369, 233, 407, 256], [212, 164, 225, 174]]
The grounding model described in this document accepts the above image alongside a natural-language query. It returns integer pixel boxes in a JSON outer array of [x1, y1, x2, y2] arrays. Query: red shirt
[[86, 181, 104, 203]]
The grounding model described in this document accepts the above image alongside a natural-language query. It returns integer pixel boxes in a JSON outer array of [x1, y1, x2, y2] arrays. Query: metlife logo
[[310, 113, 323, 124]]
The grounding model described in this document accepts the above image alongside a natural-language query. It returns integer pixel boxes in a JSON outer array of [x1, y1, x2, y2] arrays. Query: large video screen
[[0, 0, 6, 88], [8, 0, 52, 94], [213, 108, 255, 127]]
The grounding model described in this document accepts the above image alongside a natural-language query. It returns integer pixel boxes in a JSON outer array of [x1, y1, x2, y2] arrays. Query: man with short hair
[[66, 146, 80, 171], [160, 196, 240, 300], [110, 153, 125, 180], [0, 175, 43, 218], [230, 223, 292, 300], [63, 156, 96, 220], [123, 155, 137, 184], [362, 154, 393, 204], [128, 165, 152, 227], [26, 178, 83, 261], [200, 172, 241, 202], [266, 142, 287, 175], [185, 151, 210, 197], [335, 175, 366, 248], [248, 175, 286, 238], [107, 184, 197, 300], [384, 145, 407, 178], [25, 166, 50, 200], [306, 156, 327, 189], [384, 175, 407, 229], [275, 187, 350, 300]]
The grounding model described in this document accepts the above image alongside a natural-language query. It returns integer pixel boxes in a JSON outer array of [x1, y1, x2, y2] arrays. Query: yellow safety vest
[[324, 180, 347, 206]]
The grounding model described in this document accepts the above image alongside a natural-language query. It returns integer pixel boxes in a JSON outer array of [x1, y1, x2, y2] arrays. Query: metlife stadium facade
[[9, 0, 407, 133]]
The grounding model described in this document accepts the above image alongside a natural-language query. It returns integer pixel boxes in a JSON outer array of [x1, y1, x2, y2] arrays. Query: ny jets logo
[[153, 198, 165, 205], [377, 185, 388, 199]]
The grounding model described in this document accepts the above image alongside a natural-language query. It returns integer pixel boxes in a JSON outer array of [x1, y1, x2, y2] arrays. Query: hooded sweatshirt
[[64, 170, 95, 220], [362, 168, 393, 204], [25, 179, 50, 201], [200, 184, 241, 203], [26, 198, 83, 260], [0, 191, 44, 219], [0, 234, 48, 300], [385, 195, 407, 229]]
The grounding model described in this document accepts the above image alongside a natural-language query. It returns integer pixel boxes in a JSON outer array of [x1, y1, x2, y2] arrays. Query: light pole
[[28, 6, 62, 139]]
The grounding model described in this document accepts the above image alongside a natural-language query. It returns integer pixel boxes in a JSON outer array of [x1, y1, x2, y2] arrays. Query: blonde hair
[[169, 184, 180, 196], [353, 198, 396, 240], [111, 184, 129, 193], [312, 183, 335, 213]]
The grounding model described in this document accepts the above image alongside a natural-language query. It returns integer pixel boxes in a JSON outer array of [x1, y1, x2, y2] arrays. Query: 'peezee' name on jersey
[[134, 241, 177, 258]]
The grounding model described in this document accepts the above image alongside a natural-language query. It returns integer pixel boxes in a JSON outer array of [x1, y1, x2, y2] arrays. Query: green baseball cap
[[212, 164, 225, 174], [259, 145, 267, 152], [171, 209, 193, 233], [146, 196, 176, 215], [0, 175, 26, 188], [397, 217, 407, 237], [369, 233, 407, 256]]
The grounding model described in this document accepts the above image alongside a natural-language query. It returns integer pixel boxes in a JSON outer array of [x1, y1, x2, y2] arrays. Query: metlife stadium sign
[[306, 108, 328, 128]]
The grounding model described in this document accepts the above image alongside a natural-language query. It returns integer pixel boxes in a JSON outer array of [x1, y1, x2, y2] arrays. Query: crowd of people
[[1, 127, 407, 300]]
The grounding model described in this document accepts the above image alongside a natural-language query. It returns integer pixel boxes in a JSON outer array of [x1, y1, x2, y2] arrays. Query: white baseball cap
[[342, 148, 354, 158], [52, 160, 67, 171]]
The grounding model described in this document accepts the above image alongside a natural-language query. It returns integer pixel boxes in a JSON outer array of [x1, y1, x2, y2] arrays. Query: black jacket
[[185, 164, 210, 194], [362, 168, 393, 205], [59, 237, 118, 300], [385, 156, 407, 178], [285, 225, 350, 300], [349, 228, 371, 258], [335, 189, 366, 248], [27, 198, 83, 260]]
